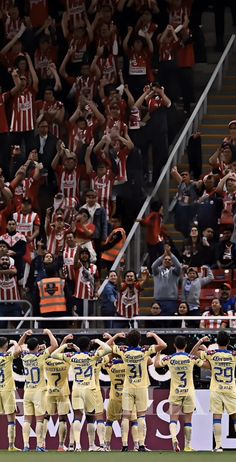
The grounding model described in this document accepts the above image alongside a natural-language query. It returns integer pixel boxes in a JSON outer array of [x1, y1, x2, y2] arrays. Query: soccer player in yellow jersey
[[0, 337, 21, 451], [112, 329, 167, 452], [155, 335, 204, 452], [44, 334, 73, 451], [192, 330, 236, 452], [51, 335, 112, 451], [102, 332, 138, 451], [19, 329, 58, 452]]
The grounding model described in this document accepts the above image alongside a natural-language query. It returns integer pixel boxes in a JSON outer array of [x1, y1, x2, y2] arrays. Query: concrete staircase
[[139, 53, 236, 316]]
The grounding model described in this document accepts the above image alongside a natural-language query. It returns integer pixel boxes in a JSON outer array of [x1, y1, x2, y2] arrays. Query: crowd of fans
[[0, 0, 235, 329]]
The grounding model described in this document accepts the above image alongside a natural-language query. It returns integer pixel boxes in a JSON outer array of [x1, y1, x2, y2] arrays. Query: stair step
[[209, 95, 236, 100], [207, 105, 236, 114], [200, 133, 227, 139]]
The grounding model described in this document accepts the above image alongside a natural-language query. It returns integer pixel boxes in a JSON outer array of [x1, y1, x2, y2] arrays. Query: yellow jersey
[[200, 349, 236, 393], [112, 345, 156, 389], [0, 352, 15, 391], [45, 357, 70, 396], [94, 359, 103, 391], [55, 350, 107, 391], [160, 352, 203, 397], [22, 350, 50, 390], [103, 358, 125, 400]]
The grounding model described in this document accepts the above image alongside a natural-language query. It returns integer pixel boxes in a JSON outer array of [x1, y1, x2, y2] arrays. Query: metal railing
[[1, 315, 235, 330], [0, 300, 33, 329], [98, 34, 236, 294]]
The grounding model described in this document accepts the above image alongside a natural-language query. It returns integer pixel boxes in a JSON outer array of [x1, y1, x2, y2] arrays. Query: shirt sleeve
[[112, 345, 124, 359], [145, 344, 157, 357], [158, 355, 170, 367]]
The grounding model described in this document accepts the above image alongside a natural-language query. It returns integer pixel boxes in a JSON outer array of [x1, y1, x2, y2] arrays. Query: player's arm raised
[[93, 338, 112, 358], [43, 329, 58, 353], [103, 332, 126, 346], [146, 332, 167, 352], [18, 330, 33, 348], [8, 339, 22, 357], [51, 343, 72, 360], [190, 336, 210, 357]]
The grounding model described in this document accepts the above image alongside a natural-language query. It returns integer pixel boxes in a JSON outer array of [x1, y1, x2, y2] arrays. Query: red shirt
[[75, 223, 95, 241], [141, 212, 163, 245], [29, 0, 49, 28]]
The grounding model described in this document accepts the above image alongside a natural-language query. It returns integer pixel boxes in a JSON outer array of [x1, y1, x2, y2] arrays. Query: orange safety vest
[[37, 277, 67, 314], [101, 227, 126, 262]]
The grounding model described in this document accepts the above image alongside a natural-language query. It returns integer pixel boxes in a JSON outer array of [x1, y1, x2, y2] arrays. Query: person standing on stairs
[[152, 244, 182, 327]]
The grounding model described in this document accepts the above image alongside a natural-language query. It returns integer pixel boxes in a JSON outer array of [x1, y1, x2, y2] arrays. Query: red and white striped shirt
[[117, 282, 142, 317], [67, 0, 85, 24], [46, 223, 71, 255], [114, 147, 129, 185], [201, 311, 226, 329], [56, 166, 80, 200], [13, 211, 40, 238], [73, 263, 97, 299], [0, 271, 20, 301], [63, 245, 77, 280], [90, 171, 114, 219], [68, 123, 94, 155], [10, 88, 35, 132]]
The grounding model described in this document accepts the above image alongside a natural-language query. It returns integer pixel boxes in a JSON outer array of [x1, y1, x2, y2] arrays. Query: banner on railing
[[0, 389, 236, 451]]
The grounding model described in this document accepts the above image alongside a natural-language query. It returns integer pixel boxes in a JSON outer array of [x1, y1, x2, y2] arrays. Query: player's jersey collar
[[214, 349, 231, 353], [172, 352, 189, 357], [127, 347, 142, 351]]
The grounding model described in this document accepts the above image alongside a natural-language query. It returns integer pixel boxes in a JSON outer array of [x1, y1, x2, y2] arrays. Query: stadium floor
[[1, 452, 235, 461]]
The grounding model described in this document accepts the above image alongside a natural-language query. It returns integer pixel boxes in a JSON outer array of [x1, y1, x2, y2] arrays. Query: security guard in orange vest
[[37, 277, 67, 315], [101, 216, 126, 271]]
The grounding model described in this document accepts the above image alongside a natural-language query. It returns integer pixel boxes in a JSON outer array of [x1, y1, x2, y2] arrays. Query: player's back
[[162, 352, 202, 397], [201, 349, 236, 393], [69, 351, 96, 390], [45, 356, 70, 396], [113, 345, 156, 388], [105, 359, 125, 400], [22, 350, 49, 390], [0, 352, 15, 391]]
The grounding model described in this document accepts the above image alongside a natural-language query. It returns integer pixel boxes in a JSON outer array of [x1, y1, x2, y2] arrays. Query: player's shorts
[[0, 390, 16, 414], [107, 398, 137, 422], [24, 389, 46, 416], [210, 391, 236, 415], [72, 388, 95, 414], [169, 393, 196, 414], [45, 393, 70, 416], [94, 388, 104, 415], [122, 387, 148, 414]]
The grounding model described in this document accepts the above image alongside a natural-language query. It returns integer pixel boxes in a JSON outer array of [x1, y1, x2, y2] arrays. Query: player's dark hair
[[126, 329, 141, 347], [174, 335, 187, 350], [217, 330, 230, 347], [77, 336, 91, 352], [0, 337, 8, 348], [27, 337, 39, 351]]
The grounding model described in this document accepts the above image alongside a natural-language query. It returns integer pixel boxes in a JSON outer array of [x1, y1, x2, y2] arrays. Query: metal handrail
[[98, 34, 236, 294], [2, 315, 235, 331], [0, 300, 33, 329]]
